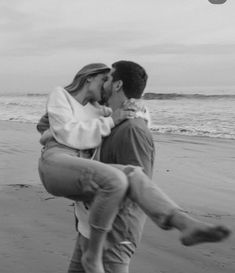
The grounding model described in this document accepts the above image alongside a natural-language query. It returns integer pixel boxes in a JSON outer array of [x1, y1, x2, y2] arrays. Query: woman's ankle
[[169, 208, 195, 232]]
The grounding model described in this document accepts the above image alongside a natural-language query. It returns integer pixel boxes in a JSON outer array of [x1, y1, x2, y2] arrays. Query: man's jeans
[[68, 233, 134, 273]]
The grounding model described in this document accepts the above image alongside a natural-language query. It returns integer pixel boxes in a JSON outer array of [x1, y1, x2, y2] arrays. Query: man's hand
[[40, 129, 53, 145]]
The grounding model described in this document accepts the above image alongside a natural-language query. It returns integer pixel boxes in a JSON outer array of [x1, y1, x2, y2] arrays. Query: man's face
[[102, 68, 115, 104]]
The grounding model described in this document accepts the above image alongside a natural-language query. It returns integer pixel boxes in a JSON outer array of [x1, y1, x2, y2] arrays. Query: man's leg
[[104, 262, 129, 273], [68, 233, 133, 273], [67, 234, 85, 273]]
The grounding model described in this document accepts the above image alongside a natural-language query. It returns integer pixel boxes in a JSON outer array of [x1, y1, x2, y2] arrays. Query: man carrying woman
[[37, 61, 230, 273]]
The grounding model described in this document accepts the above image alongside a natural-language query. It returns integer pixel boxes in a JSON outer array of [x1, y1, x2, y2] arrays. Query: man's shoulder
[[108, 118, 154, 154], [111, 118, 153, 144], [115, 118, 151, 134], [101, 117, 155, 175]]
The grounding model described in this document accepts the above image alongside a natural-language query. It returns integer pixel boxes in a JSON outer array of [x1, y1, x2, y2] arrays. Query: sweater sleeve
[[47, 89, 114, 150]]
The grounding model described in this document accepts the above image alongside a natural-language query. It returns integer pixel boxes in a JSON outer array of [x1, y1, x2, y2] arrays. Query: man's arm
[[99, 119, 155, 251], [117, 121, 154, 177], [101, 119, 155, 178]]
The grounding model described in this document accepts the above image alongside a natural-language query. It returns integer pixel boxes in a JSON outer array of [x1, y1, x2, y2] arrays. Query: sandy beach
[[0, 120, 234, 273]]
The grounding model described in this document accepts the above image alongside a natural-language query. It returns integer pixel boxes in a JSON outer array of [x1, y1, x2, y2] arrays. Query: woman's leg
[[119, 166, 231, 246], [38, 149, 128, 273]]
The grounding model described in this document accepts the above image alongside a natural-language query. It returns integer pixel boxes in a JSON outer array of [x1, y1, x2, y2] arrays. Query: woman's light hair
[[65, 63, 110, 93]]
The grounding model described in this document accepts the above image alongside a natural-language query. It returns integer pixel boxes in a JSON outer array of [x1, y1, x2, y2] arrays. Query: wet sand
[[0, 120, 234, 273]]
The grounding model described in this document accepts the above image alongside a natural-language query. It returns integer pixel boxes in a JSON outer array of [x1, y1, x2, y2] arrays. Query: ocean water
[[0, 92, 235, 140]]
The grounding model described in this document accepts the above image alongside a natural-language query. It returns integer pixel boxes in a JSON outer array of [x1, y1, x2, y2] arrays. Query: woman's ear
[[86, 76, 93, 83]]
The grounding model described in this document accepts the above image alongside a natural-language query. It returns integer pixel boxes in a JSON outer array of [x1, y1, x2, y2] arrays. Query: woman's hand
[[92, 101, 113, 117], [111, 108, 136, 125], [102, 106, 113, 117]]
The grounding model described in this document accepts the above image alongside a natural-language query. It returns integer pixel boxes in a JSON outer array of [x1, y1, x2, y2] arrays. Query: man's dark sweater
[[100, 117, 155, 254]]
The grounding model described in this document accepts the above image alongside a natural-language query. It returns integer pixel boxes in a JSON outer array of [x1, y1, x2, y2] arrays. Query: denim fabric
[[38, 143, 128, 231], [67, 233, 132, 273], [68, 118, 156, 272]]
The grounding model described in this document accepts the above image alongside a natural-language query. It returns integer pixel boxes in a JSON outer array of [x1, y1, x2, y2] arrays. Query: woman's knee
[[113, 166, 144, 197], [106, 168, 129, 194]]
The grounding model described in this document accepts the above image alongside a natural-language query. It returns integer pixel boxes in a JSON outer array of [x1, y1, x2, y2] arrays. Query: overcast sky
[[1, 0, 235, 94]]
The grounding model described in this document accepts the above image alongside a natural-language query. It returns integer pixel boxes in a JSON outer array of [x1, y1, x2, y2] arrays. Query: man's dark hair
[[112, 61, 148, 99]]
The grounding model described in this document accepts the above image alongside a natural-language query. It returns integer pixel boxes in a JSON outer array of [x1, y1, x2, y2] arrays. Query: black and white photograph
[[0, 1, 234, 272]]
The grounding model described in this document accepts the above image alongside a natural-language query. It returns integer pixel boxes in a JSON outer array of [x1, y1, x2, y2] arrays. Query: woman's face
[[87, 73, 108, 102]]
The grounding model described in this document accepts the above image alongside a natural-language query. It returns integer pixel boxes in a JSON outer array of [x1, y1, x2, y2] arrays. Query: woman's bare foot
[[180, 224, 231, 246], [81, 252, 105, 273]]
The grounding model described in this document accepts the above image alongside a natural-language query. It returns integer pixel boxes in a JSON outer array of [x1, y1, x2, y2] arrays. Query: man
[[38, 61, 230, 273], [68, 60, 155, 273]]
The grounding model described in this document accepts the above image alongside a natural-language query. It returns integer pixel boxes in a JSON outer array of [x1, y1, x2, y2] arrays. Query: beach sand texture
[[0, 121, 234, 273]]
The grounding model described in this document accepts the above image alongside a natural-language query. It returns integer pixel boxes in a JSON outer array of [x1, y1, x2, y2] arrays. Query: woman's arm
[[47, 88, 115, 150]]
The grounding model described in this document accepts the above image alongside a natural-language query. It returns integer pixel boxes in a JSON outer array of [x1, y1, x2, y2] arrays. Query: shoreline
[[1, 119, 235, 141], [0, 120, 234, 273]]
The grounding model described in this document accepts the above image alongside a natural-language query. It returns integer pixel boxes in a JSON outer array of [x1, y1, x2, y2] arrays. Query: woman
[[38, 63, 230, 273], [38, 63, 136, 273]]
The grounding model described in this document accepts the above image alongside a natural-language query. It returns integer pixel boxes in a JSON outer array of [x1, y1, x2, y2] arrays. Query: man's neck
[[108, 91, 127, 111]]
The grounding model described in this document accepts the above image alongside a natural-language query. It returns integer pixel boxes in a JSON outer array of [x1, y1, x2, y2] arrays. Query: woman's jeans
[[39, 142, 180, 233], [38, 144, 128, 232]]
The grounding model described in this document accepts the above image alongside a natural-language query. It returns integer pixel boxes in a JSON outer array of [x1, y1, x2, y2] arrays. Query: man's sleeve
[[36, 113, 50, 134], [114, 123, 155, 178]]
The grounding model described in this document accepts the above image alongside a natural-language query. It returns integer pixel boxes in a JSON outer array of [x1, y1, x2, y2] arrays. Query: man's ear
[[115, 80, 123, 92]]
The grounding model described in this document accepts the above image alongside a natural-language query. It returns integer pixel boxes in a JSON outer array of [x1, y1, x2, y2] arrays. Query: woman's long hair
[[65, 63, 110, 93]]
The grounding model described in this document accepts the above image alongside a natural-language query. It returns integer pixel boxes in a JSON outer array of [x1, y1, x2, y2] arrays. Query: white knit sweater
[[46, 87, 114, 150]]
